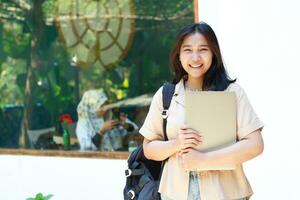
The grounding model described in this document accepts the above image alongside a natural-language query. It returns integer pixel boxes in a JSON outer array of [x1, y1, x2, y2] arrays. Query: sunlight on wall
[[199, 0, 300, 199]]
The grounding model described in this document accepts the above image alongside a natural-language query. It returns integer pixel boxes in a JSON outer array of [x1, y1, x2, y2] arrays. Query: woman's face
[[179, 32, 213, 83]]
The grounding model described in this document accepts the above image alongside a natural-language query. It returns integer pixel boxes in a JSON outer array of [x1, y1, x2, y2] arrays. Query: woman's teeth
[[189, 64, 202, 68]]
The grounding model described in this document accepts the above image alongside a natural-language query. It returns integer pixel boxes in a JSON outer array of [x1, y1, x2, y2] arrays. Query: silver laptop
[[185, 91, 237, 171]]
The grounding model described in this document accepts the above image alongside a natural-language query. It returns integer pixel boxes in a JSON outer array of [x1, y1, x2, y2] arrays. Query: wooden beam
[[0, 149, 129, 160]]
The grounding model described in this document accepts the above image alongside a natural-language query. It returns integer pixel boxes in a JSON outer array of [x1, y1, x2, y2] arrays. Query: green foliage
[[0, 58, 27, 107], [80, 64, 127, 102], [2, 22, 31, 58], [134, 0, 193, 31], [0, 21, 29, 108], [0, 0, 194, 137], [33, 40, 77, 125], [42, 0, 56, 19], [125, 0, 194, 96], [26, 193, 53, 200]]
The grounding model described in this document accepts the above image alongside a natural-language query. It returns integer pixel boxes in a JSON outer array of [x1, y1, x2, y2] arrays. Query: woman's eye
[[183, 49, 191, 52], [199, 48, 208, 52]]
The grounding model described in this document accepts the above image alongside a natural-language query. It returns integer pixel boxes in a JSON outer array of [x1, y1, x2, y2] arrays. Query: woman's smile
[[189, 64, 203, 69]]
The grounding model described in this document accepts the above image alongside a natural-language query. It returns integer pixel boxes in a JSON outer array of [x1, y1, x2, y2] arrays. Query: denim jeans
[[188, 171, 200, 200]]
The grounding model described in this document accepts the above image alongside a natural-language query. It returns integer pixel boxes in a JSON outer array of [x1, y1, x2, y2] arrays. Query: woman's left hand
[[180, 149, 206, 171], [96, 103, 118, 117]]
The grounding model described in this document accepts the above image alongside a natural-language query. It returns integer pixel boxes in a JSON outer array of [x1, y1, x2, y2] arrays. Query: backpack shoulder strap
[[162, 82, 176, 141]]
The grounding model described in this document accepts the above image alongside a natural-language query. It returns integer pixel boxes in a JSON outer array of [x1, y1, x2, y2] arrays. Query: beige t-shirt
[[139, 79, 264, 200]]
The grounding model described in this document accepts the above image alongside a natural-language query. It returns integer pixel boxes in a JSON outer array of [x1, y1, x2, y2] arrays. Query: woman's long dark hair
[[169, 22, 236, 91]]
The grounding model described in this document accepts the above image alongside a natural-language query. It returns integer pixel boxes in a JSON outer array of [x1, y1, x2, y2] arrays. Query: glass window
[[0, 0, 195, 153]]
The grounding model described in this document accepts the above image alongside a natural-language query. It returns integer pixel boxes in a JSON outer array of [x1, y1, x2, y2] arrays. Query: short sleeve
[[229, 84, 264, 140], [139, 87, 164, 141]]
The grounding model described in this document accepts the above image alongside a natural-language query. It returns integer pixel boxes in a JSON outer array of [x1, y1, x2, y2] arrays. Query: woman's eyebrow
[[182, 44, 209, 48], [181, 44, 192, 48]]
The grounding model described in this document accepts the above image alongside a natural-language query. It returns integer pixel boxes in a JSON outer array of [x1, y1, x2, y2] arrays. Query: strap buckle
[[161, 109, 168, 119], [128, 190, 135, 199], [125, 169, 132, 177]]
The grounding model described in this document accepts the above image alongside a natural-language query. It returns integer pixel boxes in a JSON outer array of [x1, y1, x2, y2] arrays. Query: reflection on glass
[[128, 140, 138, 153], [76, 89, 138, 151], [0, 0, 194, 153]]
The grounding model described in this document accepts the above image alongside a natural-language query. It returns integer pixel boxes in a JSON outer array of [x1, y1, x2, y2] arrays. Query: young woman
[[76, 89, 138, 151], [139, 22, 264, 200]]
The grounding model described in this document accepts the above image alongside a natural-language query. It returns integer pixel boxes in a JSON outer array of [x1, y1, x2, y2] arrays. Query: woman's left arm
[[181, 129, 264, 170]]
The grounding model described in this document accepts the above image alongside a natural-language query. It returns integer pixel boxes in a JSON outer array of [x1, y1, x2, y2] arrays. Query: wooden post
[[194, 0, 199, 23]]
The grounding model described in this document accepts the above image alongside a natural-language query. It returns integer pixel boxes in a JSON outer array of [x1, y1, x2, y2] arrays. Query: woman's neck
[[185, 77, 203, 90]]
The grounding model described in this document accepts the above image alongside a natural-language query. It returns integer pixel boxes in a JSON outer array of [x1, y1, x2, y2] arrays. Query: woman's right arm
[[143, 138, 178, 161], [141, 87, 201, 161], [143, 125, 202, 161]]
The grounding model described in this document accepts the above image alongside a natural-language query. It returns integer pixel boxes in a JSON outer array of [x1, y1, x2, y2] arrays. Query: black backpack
[[123, 83, 175, 200]]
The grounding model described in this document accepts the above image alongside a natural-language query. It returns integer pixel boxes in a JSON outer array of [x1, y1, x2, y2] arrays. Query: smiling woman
[[179, 33, 213, 90], [0, 0, 196, 157], [141, 22, 263, 200]]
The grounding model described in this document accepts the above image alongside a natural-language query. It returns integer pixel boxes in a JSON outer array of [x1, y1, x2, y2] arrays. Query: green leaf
[[53, 85, 61, 96], [25, 192, 52, 200], [44, 194, 53, 200], [35, 193, 44, 200]]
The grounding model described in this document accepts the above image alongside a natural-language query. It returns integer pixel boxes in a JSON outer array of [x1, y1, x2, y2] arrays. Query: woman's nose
[[191, 52, 201, 61]]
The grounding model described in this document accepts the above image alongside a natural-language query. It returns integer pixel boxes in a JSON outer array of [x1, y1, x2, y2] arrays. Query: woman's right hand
[[175, 125, 202, 154], [99, 120, 119, 134]]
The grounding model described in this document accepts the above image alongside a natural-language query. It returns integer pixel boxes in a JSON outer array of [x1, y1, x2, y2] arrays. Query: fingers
[[179, 140, 201, 151], [184, 138, 201, 146], [179, 148, 192, 156], [183, 133, 202, 142], [179, 127, 202, 140], [180, 126, 200, 134], [102, 120, 120, 132], [176, 125, 203, 152], [109, 120, 119, 127]]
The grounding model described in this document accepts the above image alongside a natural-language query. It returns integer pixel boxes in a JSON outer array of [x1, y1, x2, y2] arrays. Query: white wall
[[0, 155, 127, 200], [199, 0, 300, 199]]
